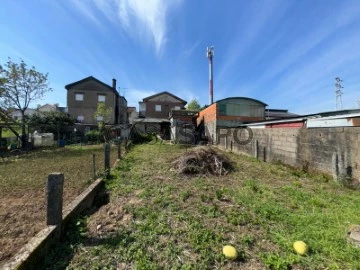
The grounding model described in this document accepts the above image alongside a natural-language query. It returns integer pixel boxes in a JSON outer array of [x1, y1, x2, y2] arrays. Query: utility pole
[[207, 46, 214, 105], [335, 77, 343, 110]]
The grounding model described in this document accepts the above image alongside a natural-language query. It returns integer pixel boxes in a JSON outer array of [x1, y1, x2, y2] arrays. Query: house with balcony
[[65, 76, 127, 127], [134, 91, 187, 137]]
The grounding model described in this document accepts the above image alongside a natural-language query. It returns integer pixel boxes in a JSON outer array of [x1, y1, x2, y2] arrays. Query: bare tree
[[0, 58, 52, 148]]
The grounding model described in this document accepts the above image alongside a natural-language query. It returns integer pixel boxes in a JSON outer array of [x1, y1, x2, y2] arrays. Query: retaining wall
[[2, 178, 105, 270]]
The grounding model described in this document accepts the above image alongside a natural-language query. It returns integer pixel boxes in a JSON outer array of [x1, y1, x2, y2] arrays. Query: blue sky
[[1, 0, 360, 114]]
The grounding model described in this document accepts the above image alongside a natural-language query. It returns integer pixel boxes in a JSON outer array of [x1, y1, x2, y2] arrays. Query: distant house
[[134, 91, 187, 138], [197, 97, 267, 143], [127, 107, 137, 124], [10, 108, 36, 121], [65, 76, 127, 126], [138, 91, 187, 119], [37, 103, 67, 113]]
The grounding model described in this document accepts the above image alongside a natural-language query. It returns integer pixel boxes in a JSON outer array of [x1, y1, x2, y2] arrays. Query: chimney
[[112, 78, 116, 89]]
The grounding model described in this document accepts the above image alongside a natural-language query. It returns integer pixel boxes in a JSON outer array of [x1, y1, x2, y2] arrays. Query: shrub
[[85, 130, 104, 143]]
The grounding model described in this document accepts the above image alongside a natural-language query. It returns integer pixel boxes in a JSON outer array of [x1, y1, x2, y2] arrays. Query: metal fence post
[[46, 173, 64, 226]]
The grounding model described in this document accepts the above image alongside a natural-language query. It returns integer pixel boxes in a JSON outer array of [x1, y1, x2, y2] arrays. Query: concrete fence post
[[117, 142, 121, 160], [104, 143, 110, 176], [46, 173, 64, 226], [230, 140, 233, 152], [254, 140, 259, 159], [125, 138, 128, 152], [263, 147, 267, 162], [332, 152, 339, 181], [225, 136, 228, 149], [92, 154, 96, 179]]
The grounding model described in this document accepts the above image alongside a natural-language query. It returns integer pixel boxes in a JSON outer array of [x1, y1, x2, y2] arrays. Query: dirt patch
[[172, 147, 233, 176], [0, 187, 82, 264], [87, 197, 134, 237]]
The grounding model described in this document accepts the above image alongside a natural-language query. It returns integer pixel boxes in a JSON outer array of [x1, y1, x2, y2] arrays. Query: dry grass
[[172, 146, 233, 176]]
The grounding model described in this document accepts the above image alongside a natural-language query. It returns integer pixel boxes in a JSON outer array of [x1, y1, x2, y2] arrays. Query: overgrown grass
[[41, 143, 360, 269]]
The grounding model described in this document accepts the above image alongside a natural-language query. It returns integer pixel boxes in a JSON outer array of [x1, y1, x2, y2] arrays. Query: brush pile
[[172, 147, 233, 176]]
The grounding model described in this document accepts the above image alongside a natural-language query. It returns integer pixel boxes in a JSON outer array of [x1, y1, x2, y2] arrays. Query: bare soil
[[0, 144, 119, 266], [0, 187, 82, 263]]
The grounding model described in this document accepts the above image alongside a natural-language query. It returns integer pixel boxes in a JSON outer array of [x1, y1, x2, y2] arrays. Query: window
[[155, 105, 161, 112], [98, 95, 106, 102], [77, 115, 84, 122], [174, 106, 181, 110], [75, 94, 84, 101], [96, 116, 103, 121]]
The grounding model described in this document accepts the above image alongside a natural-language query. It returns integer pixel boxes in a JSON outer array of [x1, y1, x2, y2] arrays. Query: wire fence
[[0, 143, 120, 265]]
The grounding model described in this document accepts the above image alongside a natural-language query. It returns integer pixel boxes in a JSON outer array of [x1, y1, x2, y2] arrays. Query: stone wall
[[218, 127, 360, 183]]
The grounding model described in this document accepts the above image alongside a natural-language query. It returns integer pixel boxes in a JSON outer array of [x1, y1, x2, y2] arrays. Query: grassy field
[[41, 142, 360, 269], [0, 144, 119, 265]]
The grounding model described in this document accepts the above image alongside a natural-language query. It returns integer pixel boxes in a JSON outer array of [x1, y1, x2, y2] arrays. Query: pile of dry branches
[[172, 147, 233, 176]]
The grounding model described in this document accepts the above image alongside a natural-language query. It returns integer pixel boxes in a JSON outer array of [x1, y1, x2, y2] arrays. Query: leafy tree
[[94, 103, 113, 142], [187, 99, 201, 111], [0, 58, 52, 147], [28, 111, 75, 140]]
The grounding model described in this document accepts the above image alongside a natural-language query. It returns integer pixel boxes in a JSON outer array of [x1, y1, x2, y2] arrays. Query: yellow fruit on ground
[[223, 245, 238, 260], [293, 241, 308, 255]]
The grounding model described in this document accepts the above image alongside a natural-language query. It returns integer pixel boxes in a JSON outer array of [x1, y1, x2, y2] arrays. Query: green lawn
[[41, 142, 360, 269]]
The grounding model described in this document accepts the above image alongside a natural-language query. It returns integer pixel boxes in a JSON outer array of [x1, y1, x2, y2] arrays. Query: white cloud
[[183, 40, 201, 57], [117, 0, 183, 56], [74, 0, 183, 56], [218, 0, 290, 80], [125, 88, 157, 108], [69, 0, 104, 28]]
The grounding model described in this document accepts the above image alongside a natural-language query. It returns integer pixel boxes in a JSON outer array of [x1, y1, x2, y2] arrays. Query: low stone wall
[[3, 178, 105, 270], [218, 127, 360, 183]]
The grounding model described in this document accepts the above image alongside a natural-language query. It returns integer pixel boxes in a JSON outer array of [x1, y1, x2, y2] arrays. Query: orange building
[[197, 97, 267, 143]]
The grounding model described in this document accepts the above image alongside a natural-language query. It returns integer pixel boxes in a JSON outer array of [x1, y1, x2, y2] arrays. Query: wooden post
[[104, 143, 110, 176], [92, 154, 96, 179], [230, 140, 233, 152], [46, 173, 64, 226]]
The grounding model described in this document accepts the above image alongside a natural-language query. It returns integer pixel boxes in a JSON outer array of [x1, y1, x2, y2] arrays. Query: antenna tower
[[335, 77, 343, 110], [206, 46, 214, 105]]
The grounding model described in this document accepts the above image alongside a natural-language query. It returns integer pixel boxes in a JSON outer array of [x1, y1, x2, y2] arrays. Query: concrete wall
[[218, 127, 360, 183], [33, 133, 54, 147]]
